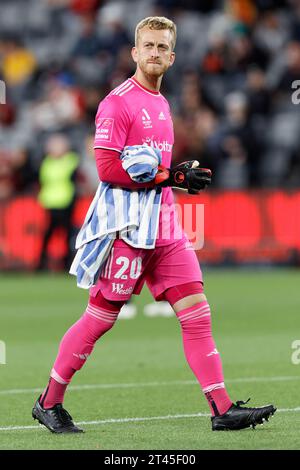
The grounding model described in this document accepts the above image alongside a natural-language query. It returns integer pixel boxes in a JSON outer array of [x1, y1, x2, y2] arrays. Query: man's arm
[[95, 148, 155, 190]]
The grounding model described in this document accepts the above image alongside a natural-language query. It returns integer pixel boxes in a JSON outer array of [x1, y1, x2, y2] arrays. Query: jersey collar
[[129, 77, 161, 96]]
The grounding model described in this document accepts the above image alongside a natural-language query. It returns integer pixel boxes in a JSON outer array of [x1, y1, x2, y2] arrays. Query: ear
[[169, 51, 175, 67], [131, 46, 138, 64]]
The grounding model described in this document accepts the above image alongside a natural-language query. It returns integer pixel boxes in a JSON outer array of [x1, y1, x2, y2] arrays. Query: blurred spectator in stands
[[0, 35, 37, 103], [288, 146, 300, 187], [70, 0, 101, 16], [37, 133, 79, 270], [0, 149, 15, 200], [97, 15, 131, 57], [274, 41, 300, 97], [192, 108, 218, 175], [77, 133, 99, 195], [13, 148, 38, 195], [201, 35, 228, 78], [172, 107, 218, 179], [208, 91, 261, 188], [259, 41, 300, 187], [109, 45, 136, 89], [71, 14, 101, 59], [179, 71, 211, 118], [81, 84, 105, 125], [200, 26, 231, 112], [0, 101, 16, 128], [290, 0, 300, 42], [226, 0, 258, 27], [70, 14, 113, 85], [172, 114, 191, 165], [0, 147, 36, 200], [253, 8, 289, 57], [0, 99, 34, 152], [244, 66, 271, 118], [227, 24, 270, 75], [31, 72, 85, 132]]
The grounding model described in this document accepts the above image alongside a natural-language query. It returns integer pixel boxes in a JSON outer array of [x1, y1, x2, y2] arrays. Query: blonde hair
[[135, 16, 177, 51]]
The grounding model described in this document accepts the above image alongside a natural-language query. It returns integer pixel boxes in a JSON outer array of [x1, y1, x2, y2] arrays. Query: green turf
[[0, 269, 300, 449]]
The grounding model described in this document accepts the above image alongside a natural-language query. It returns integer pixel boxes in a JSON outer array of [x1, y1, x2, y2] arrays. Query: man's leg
[[164, 284, 232, 417], [37, 210, 57, 270], [40, 291, 125, 408], [164, 282, 276, 430], [32, 290, 125, 433]]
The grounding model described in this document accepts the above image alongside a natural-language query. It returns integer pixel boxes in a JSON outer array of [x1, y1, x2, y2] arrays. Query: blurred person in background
[[0, 147, 37, 200], [0, 149, 16, 201], [208, 90, 262, 188], [0, 34, 37, 103], [274, 40, 300, 99], [31, 72, 85, 132], [37, 133, 79, 271], [244, 65, 271, 118], [77, 133, 99, 195]]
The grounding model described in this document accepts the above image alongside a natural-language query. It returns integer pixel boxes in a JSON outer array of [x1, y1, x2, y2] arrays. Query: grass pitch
[[0, 269, 300, 450]]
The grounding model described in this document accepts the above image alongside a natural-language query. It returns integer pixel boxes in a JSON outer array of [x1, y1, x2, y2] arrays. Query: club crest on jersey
[[142, 108, 152, 129], [158, 111, 166, 120]]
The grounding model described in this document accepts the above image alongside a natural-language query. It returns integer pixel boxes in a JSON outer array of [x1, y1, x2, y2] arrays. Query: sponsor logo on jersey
[[112, 283, 133, 295], [95, 117, 114, 142], [142, 108, 152, 129], [142, 136, 173, 153]]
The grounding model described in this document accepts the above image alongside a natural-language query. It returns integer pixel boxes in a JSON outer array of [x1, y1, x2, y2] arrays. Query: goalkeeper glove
[[155, 160, 212, 194]]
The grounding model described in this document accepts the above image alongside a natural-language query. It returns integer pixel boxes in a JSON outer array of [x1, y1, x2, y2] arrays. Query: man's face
[[132, 27, 175, 78]]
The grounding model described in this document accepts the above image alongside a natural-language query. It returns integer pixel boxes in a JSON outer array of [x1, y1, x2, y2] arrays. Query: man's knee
[[174, 297, 212, 339], [172, 293, 207, 313], [86, 290, 125, 337], [89, 290, 126, 312], [163, 282, 207, 313]]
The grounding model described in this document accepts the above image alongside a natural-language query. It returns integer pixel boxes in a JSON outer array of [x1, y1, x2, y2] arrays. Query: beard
[[139, 59, 169, 78]]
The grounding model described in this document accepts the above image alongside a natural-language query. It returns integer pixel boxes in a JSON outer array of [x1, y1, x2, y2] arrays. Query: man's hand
[[155, 160, 212, 194]]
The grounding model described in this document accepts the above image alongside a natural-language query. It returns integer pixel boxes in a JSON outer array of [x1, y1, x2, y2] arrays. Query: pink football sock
[[40, 377, 67, 409], [176, 301, 232, 416], [40, 302, 120, 408]]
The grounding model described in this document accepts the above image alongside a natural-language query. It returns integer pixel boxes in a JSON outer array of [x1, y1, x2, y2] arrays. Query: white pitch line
[[0, 380, 195, 396], [0, 375, 299, 396], [0, 407, 297, 432]]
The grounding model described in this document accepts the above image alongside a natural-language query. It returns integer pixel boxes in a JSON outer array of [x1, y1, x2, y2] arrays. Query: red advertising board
[[0, 191, 299, 269]]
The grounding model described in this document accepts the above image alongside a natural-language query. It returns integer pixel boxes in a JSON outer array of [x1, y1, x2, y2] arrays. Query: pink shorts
[[90, 237, 203, 302]]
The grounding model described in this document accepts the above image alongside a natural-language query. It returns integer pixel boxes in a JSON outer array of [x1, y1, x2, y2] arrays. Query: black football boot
[[32, 396, 84, 434], [211, 398, 276, 431]]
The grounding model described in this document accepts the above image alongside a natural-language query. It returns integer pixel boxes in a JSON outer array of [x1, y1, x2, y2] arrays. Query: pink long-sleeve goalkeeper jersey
[[94, 76, 184, 246]]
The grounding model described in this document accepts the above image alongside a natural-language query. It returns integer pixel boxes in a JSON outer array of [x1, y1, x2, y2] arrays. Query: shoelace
[[236, 398, 251, 407], [235, 398, 264, 413], [53, 405, 74, 427]]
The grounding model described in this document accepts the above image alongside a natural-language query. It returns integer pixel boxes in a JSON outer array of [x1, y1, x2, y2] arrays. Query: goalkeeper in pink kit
[[32, 16, 276, 433]]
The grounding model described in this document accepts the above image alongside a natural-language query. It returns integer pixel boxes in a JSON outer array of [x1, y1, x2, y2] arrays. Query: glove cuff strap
[[154, 165, 170, 185]]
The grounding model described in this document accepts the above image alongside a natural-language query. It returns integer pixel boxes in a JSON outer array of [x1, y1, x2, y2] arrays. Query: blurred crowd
[[1, 0, 300, 201]]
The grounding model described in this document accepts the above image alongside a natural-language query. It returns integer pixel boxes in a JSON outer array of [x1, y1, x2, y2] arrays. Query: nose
[[151, 46, 159, 58]]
